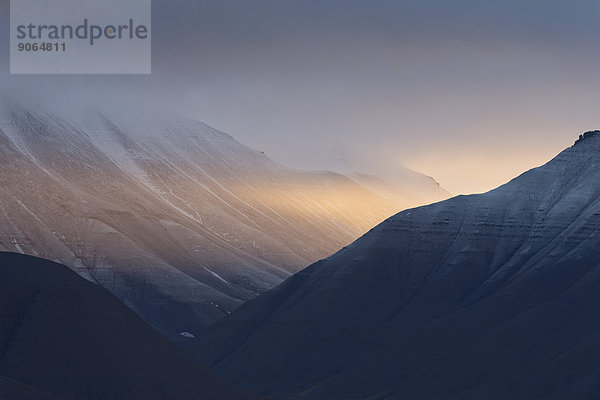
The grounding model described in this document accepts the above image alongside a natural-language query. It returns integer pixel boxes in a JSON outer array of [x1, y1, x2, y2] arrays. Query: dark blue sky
[[1, 0, 599, 193]]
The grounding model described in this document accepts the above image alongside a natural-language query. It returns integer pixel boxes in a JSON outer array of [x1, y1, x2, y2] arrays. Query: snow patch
[[204, 267, 229, 284], [11, 239, 24, 254]]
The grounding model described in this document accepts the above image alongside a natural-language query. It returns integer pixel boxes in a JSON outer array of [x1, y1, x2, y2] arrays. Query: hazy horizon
[[1, 0, 599, 194]]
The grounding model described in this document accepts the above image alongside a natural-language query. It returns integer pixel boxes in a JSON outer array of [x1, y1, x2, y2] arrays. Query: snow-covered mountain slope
[[0, 103, 448, 335], [0, 252, 254, 400], [197, 131, 600, 399]]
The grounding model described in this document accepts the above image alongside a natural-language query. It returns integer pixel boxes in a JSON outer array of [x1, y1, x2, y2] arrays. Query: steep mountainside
[[198, 132, 600, 399], [0, 252, 254, 400], [0, 103, 448, 335]]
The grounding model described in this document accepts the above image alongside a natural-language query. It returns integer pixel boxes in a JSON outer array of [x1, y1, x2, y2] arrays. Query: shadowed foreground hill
[[0, 252, 255, 400], [197, 132, 600, 400], [0, 377, 60, 400]]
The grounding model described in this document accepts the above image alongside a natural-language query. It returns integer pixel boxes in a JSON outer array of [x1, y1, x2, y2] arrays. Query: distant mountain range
[[0, 102, 448, 337], [0, 252, 254, 400], [197, 132, 600, 399]]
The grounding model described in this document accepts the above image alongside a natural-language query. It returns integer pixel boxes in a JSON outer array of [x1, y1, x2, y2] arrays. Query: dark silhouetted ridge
[[0, 252, 256, 400], [574, 129, 600, 145]]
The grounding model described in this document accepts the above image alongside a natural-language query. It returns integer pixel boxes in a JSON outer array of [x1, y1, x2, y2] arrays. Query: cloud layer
[[1, 0, 599, 193]]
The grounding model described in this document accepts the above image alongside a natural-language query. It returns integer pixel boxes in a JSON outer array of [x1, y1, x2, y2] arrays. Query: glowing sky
[[1, 0, 599, 194]]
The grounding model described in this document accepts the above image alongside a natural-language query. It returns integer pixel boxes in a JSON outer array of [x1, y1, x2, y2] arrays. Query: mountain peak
[[574, 130, 600, 146], [198, 135, 600, 399]]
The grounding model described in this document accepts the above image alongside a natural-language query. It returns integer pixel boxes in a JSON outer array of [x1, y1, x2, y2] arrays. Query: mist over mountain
[[0, 101, 448, 337], [197, 132, 600, 399], [0, 252, 254, 400], [348, 170, 449, 207]]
